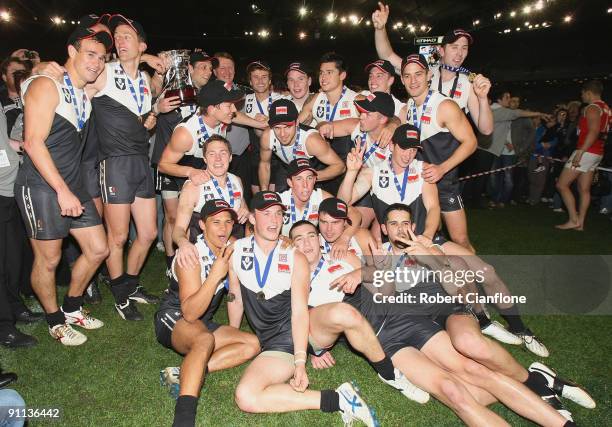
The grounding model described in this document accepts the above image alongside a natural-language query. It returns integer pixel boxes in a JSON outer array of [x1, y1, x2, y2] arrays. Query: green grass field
[[2, 205, 611, 426]]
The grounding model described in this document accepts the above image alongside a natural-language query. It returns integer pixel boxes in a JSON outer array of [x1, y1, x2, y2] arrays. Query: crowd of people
[[1, 2, 608, 426]]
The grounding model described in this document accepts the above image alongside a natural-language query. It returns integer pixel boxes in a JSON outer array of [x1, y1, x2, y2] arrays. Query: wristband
[[294, 359, 306, 365], [294, 350, 306, 356]]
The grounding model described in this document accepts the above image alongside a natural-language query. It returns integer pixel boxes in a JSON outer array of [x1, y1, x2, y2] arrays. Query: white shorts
[[565, 151, 603, 173]]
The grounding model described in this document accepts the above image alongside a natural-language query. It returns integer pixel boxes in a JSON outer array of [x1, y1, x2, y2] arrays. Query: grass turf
[[1, 205, 611, 426]]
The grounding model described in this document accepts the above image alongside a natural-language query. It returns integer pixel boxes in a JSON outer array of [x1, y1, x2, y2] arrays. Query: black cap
[[364, 59, 395, 76], [190, 51, 218, 67], [319, 197, 352, 225], [392, 124, 422, 150], [200, 199, 238, 221], [401, 54, 429, 73], [197, 79, 244, 109], [286, 158, 317, 178], [285, 61, 309, 76], [354, 91, 395, 118], [246, 60, 271, 74], [441, 28, 473, 46], [268, 99, 299, 126], [108, 14, 147, 42], [250, 191, 287, 211], [67, 14, 113, 50]]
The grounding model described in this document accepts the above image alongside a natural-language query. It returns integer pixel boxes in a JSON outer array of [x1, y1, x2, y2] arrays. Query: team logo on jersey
[[316, 105, 325, 118], [205, 193, 214, 201], [308, 213, 319, 221], [279, 254, 287, 263], [61, 88, 72, 104], [278, 264, 290, 273], [339, 108, 351, 117], [233, 191, 242, 198], [246, 103, 253, 114], [421, 116, 431, 125], [241, 256, 253, 270], [36, 219, 44, 231], [108, 186, 117, 196], [283, 213, 290, 224], [379, 176, 389, 188], [452, 90, 462, 98], [202, 255, 210, 262], [115, 78, 126, 90], [328, 264, 343, 273], [375, 151, 387, 160]]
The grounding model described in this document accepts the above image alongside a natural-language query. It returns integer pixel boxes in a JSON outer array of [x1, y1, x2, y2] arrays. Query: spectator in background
[[0, 57, 29, 136], [484, 89, 549, 208], [541, 108, 570, 202], [527, 115, 558, 205], [508, 95, 536, 204], [550, 101, 581, 211]]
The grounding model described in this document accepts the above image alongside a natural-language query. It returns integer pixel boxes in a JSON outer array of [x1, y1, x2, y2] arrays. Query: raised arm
[[372, 2, 402, 73]]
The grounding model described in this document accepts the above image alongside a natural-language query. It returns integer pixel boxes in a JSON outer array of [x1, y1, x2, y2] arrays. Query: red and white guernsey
[[577, 100, 610, 155]]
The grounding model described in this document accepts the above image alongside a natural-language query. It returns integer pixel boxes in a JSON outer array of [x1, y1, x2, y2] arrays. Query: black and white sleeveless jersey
[[232, 236, 296, 352], [381, 242, 432, 292], [370, 158, 427, 230], [174, 113, 226, 171], [310, 87, 358, 126], [279, 188, 324, 236], [159, 234, 227, 326], [16, 75, 90, 200], [359, 90, 405, 118], [308, 255, 359, 308], [430, 67, 471, 111], [151, 104, 198, 165], [92, 62, 153, 159], [193, 173, 244, 213], [405, 91, 460, 195], [243, 92, 284, 118], [267, 127, 317, 165], [349, 123, 390, 169], [319, 235, 363, 257]]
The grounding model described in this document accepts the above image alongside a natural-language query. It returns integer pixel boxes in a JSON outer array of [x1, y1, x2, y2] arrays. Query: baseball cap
[[354, 91, 395, 118], [246, 60, 271, 74], [197, 79, 244, 109], [200, 199, 238, 221], [108, 14, 147, 42], [285, 61, 309, 76], [286, 158, 317, 179], [364, 59, 395, 76], [401, 54, 429, 73], [392, 124, 422, 150], [319, 197, 352, 225], [250, 191, 287, 211], [441, 28, 473, 46], [268, 99, 298, 127], [190, 51, 219, 68], [67, 14, 113, 50]]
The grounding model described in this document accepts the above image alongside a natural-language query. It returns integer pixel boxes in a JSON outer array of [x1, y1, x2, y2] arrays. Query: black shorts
[[153, 167, 179, 193], [99, 155, 155, 204], [154, 307, 221, 350], [15, 185, 102, 240], [272, 158, 289, 193], [439, 192, 464, 213], [377, 314, 443, 357], [82, 163, 101, 199]]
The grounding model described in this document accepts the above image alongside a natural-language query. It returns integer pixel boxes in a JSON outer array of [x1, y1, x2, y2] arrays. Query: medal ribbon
[[256, 93, 273, 115], [310, 256, 326, 282], [63, 73, 86, 131], [279, 128, 301, 163], [325, 86, 347, 122], [389, 155, 409, 201], [120, 65, 145, 114], [358, 132, 380, 164], [410, 90, 432, 131], [211, 176, 235, 208], [290, 193, 311, 223], [252, 237, 278, 290]]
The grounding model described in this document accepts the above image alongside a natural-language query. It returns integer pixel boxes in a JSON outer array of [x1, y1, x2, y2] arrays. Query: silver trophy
[[158, 49, 197, 106]]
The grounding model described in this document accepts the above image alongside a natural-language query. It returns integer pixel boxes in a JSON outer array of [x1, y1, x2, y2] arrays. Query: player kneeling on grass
[[154, 199, 260, 427], [228, 191, 379, 426], [289, 220, 429, 404]]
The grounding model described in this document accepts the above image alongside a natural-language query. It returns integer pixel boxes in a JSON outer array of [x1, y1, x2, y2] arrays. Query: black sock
[[563, 422, 576, 427], [45, 310, 66, 328], [320, 389, 340, 413], [172, 395, 198, 427], [498, 305, 526, 333], [370, 356, 395, 381], [124, 274, 139, 294], [110, 274, 128, 304], [524, 370, 551, 397], [166, 255, 174, 269], [62, 295, 83, 313], [475, 310, 491, 328]]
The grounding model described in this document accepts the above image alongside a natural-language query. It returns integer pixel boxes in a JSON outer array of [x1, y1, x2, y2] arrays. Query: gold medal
[[468, 72, 477, 83]]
